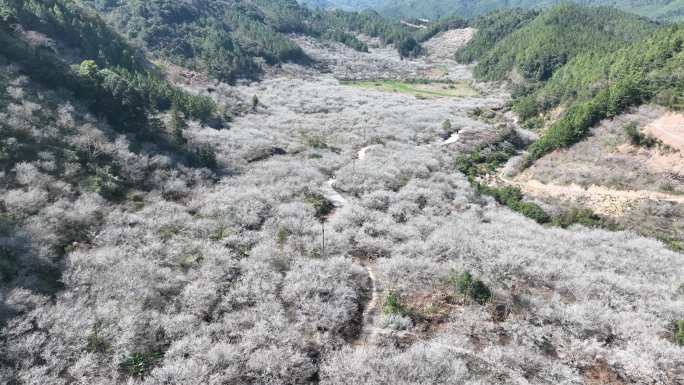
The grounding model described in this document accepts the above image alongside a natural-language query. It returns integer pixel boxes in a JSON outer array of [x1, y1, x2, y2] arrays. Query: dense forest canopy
[[454, 8, 539, 64], [0, 0, 219, 125], [469, 4, 659, 82], [526, 22, 684, 158]]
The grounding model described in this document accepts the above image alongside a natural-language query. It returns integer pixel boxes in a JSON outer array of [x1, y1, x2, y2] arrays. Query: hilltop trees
[[455, 8, 538, 64], [525, 23, 684, 159], [467, 4, 658, 82]]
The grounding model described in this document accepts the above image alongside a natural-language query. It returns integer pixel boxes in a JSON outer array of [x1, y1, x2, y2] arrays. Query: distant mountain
[[298, 0, 382, 11], [300, 0, 684, 22]]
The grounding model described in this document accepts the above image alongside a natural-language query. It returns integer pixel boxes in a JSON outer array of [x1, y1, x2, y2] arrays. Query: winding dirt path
[[321, 178, 347, 208], [351, 258, 382, 346], [322, 145, 380, 208], [322, 145, 382, 345], [498, 158, 684, 217]]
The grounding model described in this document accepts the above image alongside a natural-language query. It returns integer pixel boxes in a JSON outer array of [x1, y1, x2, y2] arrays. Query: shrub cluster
[[451, 271, 492, 305], [477, 184, 550, 224], [624, 122, 657, 148]]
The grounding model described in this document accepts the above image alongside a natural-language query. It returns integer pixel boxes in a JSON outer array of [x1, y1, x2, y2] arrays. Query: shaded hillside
[[0, 0, 227, 308], [81, 0, 421, 81]]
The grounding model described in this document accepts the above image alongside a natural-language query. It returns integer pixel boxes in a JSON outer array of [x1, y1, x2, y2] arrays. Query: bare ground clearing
[[502, 105, 684, 241], [644, 111, 684, 151]]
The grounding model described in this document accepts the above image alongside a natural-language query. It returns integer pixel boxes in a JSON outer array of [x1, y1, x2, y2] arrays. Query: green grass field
[[345, 80, 479, 98]]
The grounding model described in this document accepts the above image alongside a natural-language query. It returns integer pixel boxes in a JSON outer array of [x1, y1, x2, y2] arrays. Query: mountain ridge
[[299, 0, 684, 21]]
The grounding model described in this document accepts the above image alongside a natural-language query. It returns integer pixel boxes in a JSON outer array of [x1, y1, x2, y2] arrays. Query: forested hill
[[0, 0, 220, 130], [299, 0, 684, 22], [467, 4, 659, 82], [455, 4, 684, 160], [80, 0, 419, 82]]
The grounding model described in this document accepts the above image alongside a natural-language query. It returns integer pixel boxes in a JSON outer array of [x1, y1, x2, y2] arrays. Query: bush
[[513, 95, 539, 121], [276, 225, 290, 247], [451, 271, 492, 305], [85, 324, 110, 353], [398, 37, 424, 59], [455, 143, 517, 179], [383, 291, 407, 315], [120, 352, 162, 378], [624, 122, 657, 147], [478, 184, 550, 224], [193, 146, 217, 169], [514, 201, 551, 224], [305, 192, 334, 220], [441, 119, 452, 131], [381, 313, 413, 330], [552, 207, 605, 228], [323, 29, 368, 52], [89, 166, 124, 200], [676, 320, 684, 346], [0, 246, 17, 283]]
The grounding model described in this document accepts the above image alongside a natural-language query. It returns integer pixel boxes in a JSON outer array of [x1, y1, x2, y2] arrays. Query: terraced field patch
[[344, 80, 479, 98]]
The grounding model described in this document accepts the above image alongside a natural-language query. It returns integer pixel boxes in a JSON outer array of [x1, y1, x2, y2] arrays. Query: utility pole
[[321, 221, 326, 258], [352, 157, 356, 178]]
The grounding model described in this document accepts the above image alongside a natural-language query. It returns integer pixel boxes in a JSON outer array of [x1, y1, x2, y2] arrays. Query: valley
[[1, 1, 683, 384], [116, 29, 684, 384]]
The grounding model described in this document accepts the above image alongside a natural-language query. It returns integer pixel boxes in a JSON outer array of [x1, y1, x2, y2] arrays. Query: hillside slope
[[527, 23, 684, 158], [81, 0, 420, 82], [452, 4, 684, 249], [454, 8, 539, 65], [299, 0, 380, 11], [0, 0, 226, 306], [453, 4, 680, 158], [470, 4, 659, 82]]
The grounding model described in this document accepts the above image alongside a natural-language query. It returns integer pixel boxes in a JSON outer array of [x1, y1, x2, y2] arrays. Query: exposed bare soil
[[509, 177, 684, 217], [423, 28, 476, 61], [643, 111, 684, 151], [507, 105, 684, 241]]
